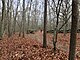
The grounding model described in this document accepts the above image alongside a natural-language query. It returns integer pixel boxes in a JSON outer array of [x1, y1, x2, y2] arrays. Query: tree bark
[[22, 0, 25, 38], [43, 0, 47, 48], [13, 0, 20, 34], [68, 0, 78, 60], [0, 0, 5, 39]]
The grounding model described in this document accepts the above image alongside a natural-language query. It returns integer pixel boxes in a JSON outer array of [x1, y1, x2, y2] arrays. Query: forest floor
[[0, 31, 80, 60]]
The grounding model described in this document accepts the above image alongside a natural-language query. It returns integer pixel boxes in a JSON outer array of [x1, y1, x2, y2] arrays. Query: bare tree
[[7, 0, 13, 37], [51, 0, 63, 53], [43, 0, 47, 48], [63, 0, 68, 36], [27, 0, 32, 34], [7, 0, 10, 37], [13, 0, 20, 34], [22, 0, 25, 38], [68, 0, 79, 60], [0, 0, 5, 39]]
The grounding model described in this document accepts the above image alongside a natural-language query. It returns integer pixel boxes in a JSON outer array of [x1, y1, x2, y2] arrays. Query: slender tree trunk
[[13, 0, 20, 34], [7, 0, 12, 37], [0, 0, 5, 39], [68, 0, 78, 60], [27, 13, 30, 34], [43, 0, 47, 48], [64, 0, 68, 36], [7, 0, 10, 37], [19, 25, 22, 37], [34, 0, 38, 30], [27, 0, 32, 34], [22, 0, 25, 38], [49, 6, 51, 30], [19, 20, 22, 37], [52, 0, 63, 54]]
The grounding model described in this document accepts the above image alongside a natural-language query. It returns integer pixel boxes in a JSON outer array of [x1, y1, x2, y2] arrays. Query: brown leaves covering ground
[[0, 32, 80, 60]]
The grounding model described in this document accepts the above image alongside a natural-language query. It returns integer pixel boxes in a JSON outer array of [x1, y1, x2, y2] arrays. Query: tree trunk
[[27, 0, 32, 34], [22, 0, 25, 38], [7, 0, 13, 37], [68, 0, 78, 60], [53, 0, 63, 53], [43, 0, 47, 48], [7, 0, 10, 37], [0, 0, 5, 39], [49, 6, 51, 30], [64, 0, 68, 36], [13, 0, 20, 34]]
